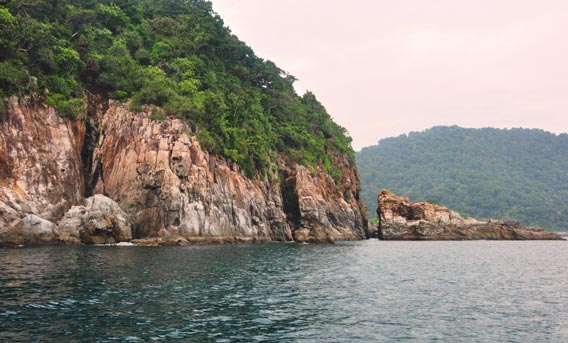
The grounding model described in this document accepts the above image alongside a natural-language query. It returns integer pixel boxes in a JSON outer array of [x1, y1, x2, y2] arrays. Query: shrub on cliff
[[0, 0, 354, 178]]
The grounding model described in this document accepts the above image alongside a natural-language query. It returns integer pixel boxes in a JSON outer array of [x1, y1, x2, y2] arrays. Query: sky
[[211, 0, 568, 150]]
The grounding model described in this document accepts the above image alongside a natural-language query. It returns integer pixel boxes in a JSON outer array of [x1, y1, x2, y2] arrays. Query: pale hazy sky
[[211, 0, 568, 150]]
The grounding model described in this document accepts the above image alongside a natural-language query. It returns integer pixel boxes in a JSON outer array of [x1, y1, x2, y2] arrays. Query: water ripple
[[0, 241, 567, 342]]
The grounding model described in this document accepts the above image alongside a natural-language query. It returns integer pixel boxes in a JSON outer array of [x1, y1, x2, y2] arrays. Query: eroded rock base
[[377, 191, 563, 240]]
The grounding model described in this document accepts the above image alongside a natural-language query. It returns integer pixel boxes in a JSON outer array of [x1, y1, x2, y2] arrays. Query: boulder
[[0, 214, 60, 246], [58, 195, 132, 244]]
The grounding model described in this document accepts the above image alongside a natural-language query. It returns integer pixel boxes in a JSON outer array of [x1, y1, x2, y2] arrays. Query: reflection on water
[[1, 241, 567, 342]]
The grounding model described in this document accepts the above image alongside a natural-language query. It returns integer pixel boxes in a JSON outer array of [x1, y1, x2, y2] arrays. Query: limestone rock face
[[89, 102, 368, 243], [377, 191, 563, 240], [58, 195, 132, 244], [0, 97, 85, 232]]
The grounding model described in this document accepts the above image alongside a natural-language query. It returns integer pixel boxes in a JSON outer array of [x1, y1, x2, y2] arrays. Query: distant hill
[[356, 126, 568, 230]]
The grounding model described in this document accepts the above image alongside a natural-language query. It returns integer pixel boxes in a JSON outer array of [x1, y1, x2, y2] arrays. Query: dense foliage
[[356, 126, 568, 231], [0, 0, 354, 178]]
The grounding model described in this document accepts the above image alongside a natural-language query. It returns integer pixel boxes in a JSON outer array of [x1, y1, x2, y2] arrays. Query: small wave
[[93, 242, 136, 247], [0, 310, 18, 317]]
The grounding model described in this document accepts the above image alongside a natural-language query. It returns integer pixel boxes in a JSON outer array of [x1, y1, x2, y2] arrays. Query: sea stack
[[377, 190, 563, 240]]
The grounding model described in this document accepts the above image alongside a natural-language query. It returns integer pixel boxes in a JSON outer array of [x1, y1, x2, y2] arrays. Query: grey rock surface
[[0, 214, 60, 246], [58, 195, 132, 244]]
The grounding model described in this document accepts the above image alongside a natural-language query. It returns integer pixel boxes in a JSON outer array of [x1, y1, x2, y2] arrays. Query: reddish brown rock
[[0, 97, 85, 235], [0, 98, 368, 245], [377, 190, 563, 240], [89, 101, 368, 243]]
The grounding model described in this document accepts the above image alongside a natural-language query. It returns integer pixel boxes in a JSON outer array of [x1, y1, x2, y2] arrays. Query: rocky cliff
[[377, 190, 562, 240], [0, 97, 368, 246], [0, 97, 85, 245]]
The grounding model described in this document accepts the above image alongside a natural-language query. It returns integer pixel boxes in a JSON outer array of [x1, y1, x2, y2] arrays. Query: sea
[[1, 240, 567, 342]]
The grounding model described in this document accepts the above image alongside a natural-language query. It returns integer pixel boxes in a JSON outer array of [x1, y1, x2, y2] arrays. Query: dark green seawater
[[1, 241, 567, 342]]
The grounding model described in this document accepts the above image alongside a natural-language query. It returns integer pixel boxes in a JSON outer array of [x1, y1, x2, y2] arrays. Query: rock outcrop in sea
[[377, 190, 563, 240], [0, 97, 368, 246]]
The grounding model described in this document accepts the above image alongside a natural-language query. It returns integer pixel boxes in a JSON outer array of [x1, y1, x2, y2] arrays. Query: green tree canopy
[[0, 0, 354, 180]]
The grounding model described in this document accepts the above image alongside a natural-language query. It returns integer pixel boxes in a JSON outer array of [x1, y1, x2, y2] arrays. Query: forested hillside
[[356, 126, 568, 230], [0, 0, 353, 179]]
